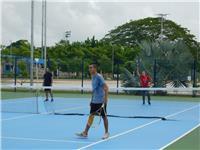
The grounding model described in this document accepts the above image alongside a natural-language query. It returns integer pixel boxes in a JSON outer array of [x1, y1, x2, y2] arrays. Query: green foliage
[[1, 18, 199, 81], [120, 68, 140, 94], [45, 37, 137, 75], [103, 17, 199, 59], [121, 68, 139, 87], [18, 60, 29, 78], [1, 40, 40, 58], [138, 40, 193, 87]]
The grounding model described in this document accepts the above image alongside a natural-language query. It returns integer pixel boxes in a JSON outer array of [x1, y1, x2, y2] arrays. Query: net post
[[36, 87, 39, 114], [35, 88, 39, 114]]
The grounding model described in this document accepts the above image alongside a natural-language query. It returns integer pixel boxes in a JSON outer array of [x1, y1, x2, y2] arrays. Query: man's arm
[[148, 75, 153, 87], [103, 83, 109, 104]]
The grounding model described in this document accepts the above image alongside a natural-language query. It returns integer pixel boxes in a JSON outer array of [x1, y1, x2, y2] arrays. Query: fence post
[[153, 59, 157, 87], [14, 57, 17, 92], [81, 58, 84, 94], [116, 62, 119, 94], [192, 59, 197, 97]]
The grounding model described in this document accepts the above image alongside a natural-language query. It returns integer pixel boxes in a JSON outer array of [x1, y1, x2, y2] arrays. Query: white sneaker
[[102, 132, 109, 139], [76, 132, 88, 138]]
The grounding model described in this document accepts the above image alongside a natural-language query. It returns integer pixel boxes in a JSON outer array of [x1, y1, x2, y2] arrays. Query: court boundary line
[[159, 123, 200, 150], [1, 136, 92, 144], [77, 104, 200, 150], [1, 105, 88, 121]]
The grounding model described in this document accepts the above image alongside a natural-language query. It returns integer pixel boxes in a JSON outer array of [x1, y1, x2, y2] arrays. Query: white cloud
[[1, 1, 199, 47]]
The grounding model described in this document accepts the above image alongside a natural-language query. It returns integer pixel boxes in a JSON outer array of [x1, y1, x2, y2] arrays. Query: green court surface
[[165, 127, 200, 150], [2, 90, 200, 102]]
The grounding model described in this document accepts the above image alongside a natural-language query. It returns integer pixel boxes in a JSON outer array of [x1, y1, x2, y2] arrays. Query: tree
[[138, 39, 193, 87], [121, 39, 194, 88], [1, 17, 198, 81], [102, 17, 199, 59]]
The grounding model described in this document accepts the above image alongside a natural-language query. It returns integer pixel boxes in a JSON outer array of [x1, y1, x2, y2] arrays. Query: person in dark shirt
[[43, 68, 53, 102], [137, 69, 152, 105]]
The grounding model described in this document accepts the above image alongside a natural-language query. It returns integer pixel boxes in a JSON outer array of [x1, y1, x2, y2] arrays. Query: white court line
[[1, 113, 37, 122], [159, 123, 200, 150], [164, 104, 200, 118], [1, 136, 91, 144], [1, 98, 35, 104], [77, 104, 200, 150], [1, 100, 30, 104], [1, 106, 88, 121]]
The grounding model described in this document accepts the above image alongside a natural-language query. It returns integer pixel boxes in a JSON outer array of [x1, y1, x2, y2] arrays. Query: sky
[[0, 0, 199, 47]]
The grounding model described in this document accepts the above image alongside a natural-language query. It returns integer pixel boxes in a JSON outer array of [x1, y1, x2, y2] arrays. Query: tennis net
[[1, 85, 200, 119], [1, 85, 39, 114]]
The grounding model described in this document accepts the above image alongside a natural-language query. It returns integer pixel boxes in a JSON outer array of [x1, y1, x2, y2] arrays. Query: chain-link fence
[[1, 55, 199, 93]]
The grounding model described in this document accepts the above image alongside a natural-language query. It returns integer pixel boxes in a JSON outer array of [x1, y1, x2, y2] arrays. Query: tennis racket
[[91, 103, 106, 128], [148, 82, 154, 88]]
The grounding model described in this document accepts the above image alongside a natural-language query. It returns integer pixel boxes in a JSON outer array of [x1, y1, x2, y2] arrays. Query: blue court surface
[[1, 97, 200, 149]]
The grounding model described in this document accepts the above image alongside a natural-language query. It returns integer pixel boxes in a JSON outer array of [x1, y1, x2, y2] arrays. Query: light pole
[[41, 0, 45, 60], [43, 0, 47, 70], [197, 45, 199, 68], [9, 40, 12, 56], [156, 14, 169, 40], [65, 30, 71, 41], [30, 0, 34, 86], [35, 58, 39, 84]]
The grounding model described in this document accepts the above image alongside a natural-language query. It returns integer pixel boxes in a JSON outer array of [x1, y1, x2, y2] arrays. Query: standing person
[[76, 63, 109, 139], [137, 69, 152, 105], [43, 68, 53, 102]]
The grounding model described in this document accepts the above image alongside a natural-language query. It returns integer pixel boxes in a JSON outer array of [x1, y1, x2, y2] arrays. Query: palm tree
[[121, 39, 194, 88]]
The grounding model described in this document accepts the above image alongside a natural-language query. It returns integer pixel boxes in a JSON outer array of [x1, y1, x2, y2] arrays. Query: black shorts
[[44, 84, 52, 92], [44, 88, 51, 92], [90, 103, 107, 117]]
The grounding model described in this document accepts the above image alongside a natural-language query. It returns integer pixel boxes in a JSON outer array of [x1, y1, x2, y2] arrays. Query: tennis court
[[1, 1, 200, 149], [1, 87, 200, 150]]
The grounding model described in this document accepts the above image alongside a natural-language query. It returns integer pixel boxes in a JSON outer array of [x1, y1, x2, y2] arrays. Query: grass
[[165, 127, 200, 150]]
